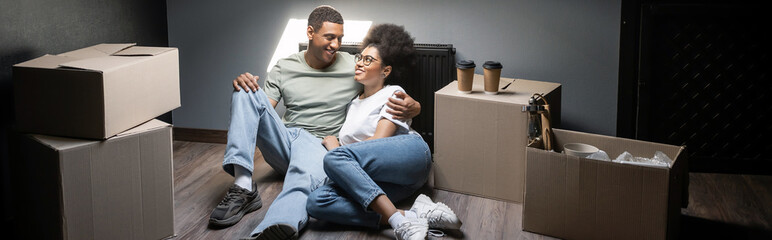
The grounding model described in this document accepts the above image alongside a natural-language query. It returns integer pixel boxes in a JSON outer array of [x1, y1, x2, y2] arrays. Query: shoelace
[[423, 211, 443, 228], [420, 203, 456, 229], [397, 222, 423, 239], [218, 186, 246, 206], [428, 229, 446, 237]]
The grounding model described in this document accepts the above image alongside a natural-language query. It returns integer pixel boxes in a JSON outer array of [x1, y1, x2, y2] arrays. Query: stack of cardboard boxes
[[434, 74, 688, 239], [12, 43, 180, 239]]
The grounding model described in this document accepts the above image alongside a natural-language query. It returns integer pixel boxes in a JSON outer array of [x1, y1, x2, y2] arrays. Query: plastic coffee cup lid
[[456, 60, 476, 69], [483, 61, 503, 69]]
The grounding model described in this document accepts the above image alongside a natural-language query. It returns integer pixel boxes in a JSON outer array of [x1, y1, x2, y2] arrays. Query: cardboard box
[[523, 129, 688, 240], [13, 43, 180, 139], [13, 119, 175, 239], [433, 74, 561, 202]]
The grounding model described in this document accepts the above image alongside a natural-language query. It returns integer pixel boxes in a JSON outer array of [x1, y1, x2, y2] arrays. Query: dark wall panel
[[618, 0, 771, 173], [0, 0, 168, 234]]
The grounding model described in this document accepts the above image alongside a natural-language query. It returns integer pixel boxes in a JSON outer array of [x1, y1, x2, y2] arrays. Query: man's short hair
[[308, 5, 344, 32]]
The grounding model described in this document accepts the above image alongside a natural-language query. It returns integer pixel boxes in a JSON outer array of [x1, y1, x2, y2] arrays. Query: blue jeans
[[306, 134, 432, 228], [222, 89, 328, 236]]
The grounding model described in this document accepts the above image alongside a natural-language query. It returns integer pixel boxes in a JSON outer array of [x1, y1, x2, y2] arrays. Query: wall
[[0, 0, 168, 232], [168, 0, 621, 136]]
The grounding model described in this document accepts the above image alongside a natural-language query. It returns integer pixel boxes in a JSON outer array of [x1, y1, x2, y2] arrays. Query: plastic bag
[[587, 150, 611, 161], [613, 151, 671, 168]]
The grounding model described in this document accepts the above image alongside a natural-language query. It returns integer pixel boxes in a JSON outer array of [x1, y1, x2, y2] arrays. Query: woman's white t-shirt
[[338, 85, 417, 145]]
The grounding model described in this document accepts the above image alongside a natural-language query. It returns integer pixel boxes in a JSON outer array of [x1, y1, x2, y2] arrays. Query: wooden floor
[[170, 140, 772, 239]]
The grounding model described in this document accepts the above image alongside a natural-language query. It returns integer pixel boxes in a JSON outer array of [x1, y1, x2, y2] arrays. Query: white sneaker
[[394, 217, 428, 240], [410, 194, 462, 230]]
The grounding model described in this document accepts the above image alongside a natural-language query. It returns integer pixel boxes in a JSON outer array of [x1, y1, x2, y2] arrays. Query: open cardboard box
[[523, 128, 688, 240], [13, 43, 180, 139]]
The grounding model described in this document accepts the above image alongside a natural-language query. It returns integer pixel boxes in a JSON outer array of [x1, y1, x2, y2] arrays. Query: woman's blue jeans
[[306, 134, 432, 228]]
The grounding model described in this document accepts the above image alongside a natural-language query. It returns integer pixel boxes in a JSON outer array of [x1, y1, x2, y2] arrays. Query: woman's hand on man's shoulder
[[322, 136, 340, 150]]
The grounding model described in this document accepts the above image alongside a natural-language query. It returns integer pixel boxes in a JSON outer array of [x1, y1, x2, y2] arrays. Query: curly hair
[[361, 24, 417, 83], [308, 5, 343, 32]]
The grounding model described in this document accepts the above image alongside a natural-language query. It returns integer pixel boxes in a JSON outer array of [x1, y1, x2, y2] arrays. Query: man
[[208, 6, 422, 240]]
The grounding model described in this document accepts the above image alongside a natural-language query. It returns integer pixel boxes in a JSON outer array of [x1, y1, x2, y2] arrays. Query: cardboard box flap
[[115, 119, 171, 137], [13, 54, 80, 69], [436, 78, 561, 105], [436, 80, 532, 104], [58, 55, 149, 72], [552, 128, 683, 165], [93, 43, 137, 54], [113, 46, 174, 56], [510, 79, 562, 97], [29, 120, 170, 151], [59, 43, 136, 59], [30, 134, 96, 151]]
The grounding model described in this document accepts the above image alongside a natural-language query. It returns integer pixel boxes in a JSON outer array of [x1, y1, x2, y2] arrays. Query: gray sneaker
[[394, 217, 429, 240], [241, 223, 298, 240], [209, 182, 262, 228]]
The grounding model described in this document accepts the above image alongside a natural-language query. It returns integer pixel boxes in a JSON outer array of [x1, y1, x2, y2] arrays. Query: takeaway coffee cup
[[483, 61, 503, 95], [563, 143, 600, 158], [456, 60, 476, 93]]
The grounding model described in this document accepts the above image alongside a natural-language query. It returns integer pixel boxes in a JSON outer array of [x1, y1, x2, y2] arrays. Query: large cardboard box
[[13, 43, 180, 139], [13, 119, 175, 239], [434, 74, 561, 202], [523, 129, 689, 240]]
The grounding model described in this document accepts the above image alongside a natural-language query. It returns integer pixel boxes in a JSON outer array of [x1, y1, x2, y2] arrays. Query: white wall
[[167, 0, 621, 135]]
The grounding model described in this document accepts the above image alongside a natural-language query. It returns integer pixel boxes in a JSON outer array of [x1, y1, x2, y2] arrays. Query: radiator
[[301, 42, 456, 151]]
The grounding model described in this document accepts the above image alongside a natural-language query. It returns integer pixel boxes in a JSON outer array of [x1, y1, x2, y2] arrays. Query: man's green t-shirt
[[263, 51, 361, 138]]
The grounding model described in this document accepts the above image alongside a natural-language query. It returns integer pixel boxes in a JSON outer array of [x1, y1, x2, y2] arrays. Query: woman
[[306, 24, 462, 240]]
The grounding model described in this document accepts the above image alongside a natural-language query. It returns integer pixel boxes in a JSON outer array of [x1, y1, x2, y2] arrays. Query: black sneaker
[[209, 181, 262, 228], [240, 223, 298, 240]]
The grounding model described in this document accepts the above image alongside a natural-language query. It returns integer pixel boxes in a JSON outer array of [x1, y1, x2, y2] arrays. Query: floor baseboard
[[173, 127, 227, 144]]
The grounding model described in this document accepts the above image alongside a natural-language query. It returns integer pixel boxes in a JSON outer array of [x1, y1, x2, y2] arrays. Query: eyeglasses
[[354, 53, 379, 66]]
